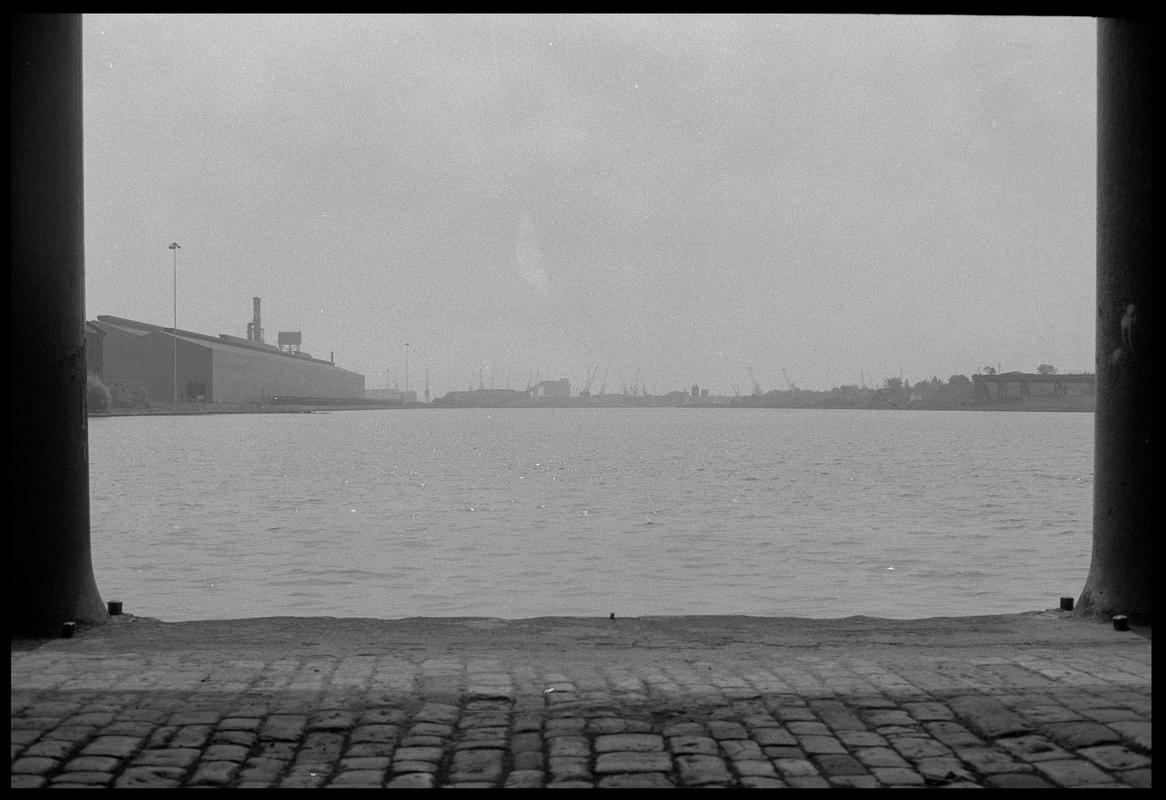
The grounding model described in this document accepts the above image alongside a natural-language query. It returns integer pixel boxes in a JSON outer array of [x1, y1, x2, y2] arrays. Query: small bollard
[[60, 621, 76, 638], [1112, 615, 1129, 632], [1059, 597, 1074, 611], [107, 600, 123, 616]]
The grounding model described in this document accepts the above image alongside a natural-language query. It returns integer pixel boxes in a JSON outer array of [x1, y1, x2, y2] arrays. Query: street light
[[405, 342, 410, 399], [169, 242, 180, 404]]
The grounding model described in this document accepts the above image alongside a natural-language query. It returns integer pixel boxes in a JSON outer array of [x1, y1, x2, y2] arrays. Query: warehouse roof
[[91, 315, 354, 373]]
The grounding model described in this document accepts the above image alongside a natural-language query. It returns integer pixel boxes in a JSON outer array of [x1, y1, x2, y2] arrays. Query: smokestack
[[252, 297, 263, 344]]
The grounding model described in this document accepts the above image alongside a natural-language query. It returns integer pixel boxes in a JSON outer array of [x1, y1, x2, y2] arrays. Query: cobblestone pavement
[[11, 613, 1151, 789]]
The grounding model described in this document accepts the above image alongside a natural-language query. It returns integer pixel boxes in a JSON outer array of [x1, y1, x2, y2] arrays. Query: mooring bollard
[[1112, 614, 1130, 631], [107, 600, 123, 616], [60, 621, 76, 638], [1060, 597, 1074, 611]]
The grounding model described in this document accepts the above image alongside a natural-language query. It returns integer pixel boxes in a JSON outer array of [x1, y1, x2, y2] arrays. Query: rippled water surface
[[88, 407, 1093, 621]]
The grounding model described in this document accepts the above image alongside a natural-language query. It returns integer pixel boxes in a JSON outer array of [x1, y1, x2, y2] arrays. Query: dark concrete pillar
[[1076, 18, 1152, 624], [11, 14, 109, 635]]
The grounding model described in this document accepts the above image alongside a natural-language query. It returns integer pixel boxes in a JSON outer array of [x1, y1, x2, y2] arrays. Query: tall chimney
[[252, 297, 263, 344]]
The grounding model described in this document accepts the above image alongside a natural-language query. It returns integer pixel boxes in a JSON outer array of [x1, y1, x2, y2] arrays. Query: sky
[[82, 14, 1097, 398]]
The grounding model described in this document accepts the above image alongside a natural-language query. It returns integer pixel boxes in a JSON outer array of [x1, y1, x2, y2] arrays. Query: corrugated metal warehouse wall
[[89, 316, 364, 404], [94, 325, 212, 403], [212, 347, 364, 403]]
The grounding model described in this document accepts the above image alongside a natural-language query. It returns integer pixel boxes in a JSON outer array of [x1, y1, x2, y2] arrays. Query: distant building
[[87, 315, 364, 404], [432, 389, 530, 408], [971, 371, 1095, 405], [531, 378, 571, 398], [365, 388, 418, 403]]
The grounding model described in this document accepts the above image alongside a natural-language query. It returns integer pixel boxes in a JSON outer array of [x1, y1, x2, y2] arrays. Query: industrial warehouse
[[86, 298, 365, 406]]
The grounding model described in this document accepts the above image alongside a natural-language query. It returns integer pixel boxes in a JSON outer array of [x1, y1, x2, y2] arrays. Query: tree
[[86, 374, 111, 412], [108, 379, 151, 409]]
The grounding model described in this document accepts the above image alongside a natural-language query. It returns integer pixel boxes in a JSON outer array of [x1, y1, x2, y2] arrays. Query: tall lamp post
[[405, 342, 410, 400], [169, 242, 180, 403]]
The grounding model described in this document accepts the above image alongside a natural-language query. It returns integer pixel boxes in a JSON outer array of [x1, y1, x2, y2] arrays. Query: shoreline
[[89, 402, 1095, 418], [14, 609, 1150, 654]]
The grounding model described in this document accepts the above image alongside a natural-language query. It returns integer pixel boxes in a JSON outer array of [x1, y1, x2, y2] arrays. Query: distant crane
[[782, 368, 797, 391], [747, 367, 761, 396]]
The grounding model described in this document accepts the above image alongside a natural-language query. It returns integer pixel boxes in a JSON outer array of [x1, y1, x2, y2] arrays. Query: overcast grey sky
[[82, 14, 1097, 397]]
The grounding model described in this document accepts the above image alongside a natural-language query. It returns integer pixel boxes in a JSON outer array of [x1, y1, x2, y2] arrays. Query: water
[[87, 407, 1093, 621]]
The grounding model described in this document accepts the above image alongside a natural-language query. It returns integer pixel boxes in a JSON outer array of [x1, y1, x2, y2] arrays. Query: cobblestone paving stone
[[11, 614, 1151, 789]]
